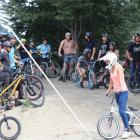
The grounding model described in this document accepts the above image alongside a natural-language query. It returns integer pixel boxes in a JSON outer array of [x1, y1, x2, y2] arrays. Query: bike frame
[[109, 95, 140, 126], [0, 75, 24, 98]]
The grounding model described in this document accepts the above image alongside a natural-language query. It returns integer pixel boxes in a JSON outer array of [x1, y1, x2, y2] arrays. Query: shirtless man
[[58, 32, 77, 81]]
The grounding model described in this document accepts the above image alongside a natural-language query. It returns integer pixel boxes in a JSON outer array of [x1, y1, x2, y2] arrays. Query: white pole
[[7, 26, 92, 138]]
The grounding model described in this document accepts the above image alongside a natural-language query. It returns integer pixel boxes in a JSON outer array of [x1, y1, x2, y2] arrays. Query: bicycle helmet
[[2, 41, 11, 48], [8, 34, 16, 39], [101, 33, 108, 37], [134, 33, 140, 37], [99, 52, 118, 70], [83, 48, 92, 55], [21, 38, 26, 43], [85, 32, 92, 38], [134, 33, 140, 43]]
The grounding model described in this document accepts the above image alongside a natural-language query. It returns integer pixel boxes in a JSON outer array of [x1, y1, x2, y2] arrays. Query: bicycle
[[76, 60, 110, 89], [0, 99, 21, 140], [0, 66, 45, 108], [97, 94, 140, 139], [75, 60, 96, 89], [24, 53, 61, 79]]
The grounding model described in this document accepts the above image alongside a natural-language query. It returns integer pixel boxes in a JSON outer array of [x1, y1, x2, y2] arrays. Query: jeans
[[130, 62, 140, 82], [115, 91, 129, 129]]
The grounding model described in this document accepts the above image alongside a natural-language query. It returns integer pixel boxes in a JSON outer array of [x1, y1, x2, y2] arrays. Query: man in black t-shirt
[[84, 32, 96, 60], [98, 33, 110, 68], [98, 33, 110, 59], [127, 33, 140, 83]]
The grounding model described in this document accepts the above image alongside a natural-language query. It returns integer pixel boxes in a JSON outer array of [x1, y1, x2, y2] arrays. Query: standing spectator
[[84, 32, 96, 60]]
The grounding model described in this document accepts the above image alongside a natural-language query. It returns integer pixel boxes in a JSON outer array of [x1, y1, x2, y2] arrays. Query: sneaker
[[122, 130, 130, 139], [5, 105, 11, 110]]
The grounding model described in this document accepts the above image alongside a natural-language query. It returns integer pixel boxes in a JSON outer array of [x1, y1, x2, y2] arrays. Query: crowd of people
[[57, 31, 140, 139], [0, 31, 140, 139]]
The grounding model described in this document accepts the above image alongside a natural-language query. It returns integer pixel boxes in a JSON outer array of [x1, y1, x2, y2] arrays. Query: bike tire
[[29, 93, 45, 108], [132, 113, 140, 137], [70, 70, 77, 82], [97, 114, 120, 140], [23, 75, 44, 101], [88, 72, 95, 90], [127, 80, 140, 94], [102, 73, 110, 89], [75, 74, 81, 87], [0, 116, 21, 140], [47, 61, 61, 78], [40, 62, 48, 78]]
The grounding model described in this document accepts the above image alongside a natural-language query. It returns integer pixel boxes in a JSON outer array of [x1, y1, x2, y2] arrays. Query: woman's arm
[[105, 79, 113, 95]]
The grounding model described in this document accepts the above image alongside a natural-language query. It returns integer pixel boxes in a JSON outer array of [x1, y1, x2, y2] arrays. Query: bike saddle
[[128, 106, 138, 111]]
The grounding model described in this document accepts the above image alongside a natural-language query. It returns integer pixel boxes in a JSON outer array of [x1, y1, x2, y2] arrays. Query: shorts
[[64, 54, 76, 64]]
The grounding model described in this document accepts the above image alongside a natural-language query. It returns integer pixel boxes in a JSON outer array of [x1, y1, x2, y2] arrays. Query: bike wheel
[[132, 113, 140, 137], [75, 74, 81, 87], [29, 93, 45, 108], [0, 116, 21, 140], [97, 114, 120, 140], [88, 72, 95, 90], [47, 61, 61, 78], [70, 70, 77, 82], [40, 62, 48, 78], [102, 74, 110, 89], [127, 80, 140, 94], [23, 75, 44, 101]]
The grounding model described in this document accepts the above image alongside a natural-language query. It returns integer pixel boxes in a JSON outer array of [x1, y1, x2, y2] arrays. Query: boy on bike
[[76, 48, 92, 88]]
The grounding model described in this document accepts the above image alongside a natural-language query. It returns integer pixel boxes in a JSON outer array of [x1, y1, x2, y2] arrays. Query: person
[[37, 37, 51, 62], [107, 42, 119, 58], [0, 42, 11, 83], [76, 48, 92, 88], [84, 32, 96, 60], [97, 33, 110, 71], [30, 39, 41, 64], [98, 33, 110, 59], [1, 33, 8, 43], [17, 38, 31, 65], [0, 42, 22, 108], [127, 33, 140, 85], [99, 52, 130, 139], [8, 35, 21, 71], [58, 32, 77, 81]]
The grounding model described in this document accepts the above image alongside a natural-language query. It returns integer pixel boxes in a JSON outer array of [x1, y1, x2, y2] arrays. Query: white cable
[[7, 26, 92, 138]]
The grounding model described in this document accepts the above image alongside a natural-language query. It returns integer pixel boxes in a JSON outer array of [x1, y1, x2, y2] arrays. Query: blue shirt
[[37, 44, 51, 58], [9, 47, 16, 69]]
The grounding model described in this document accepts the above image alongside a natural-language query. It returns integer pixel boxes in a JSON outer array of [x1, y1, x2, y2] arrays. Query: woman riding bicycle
[[76, 48, 92, 88], [99, 52, 130, 139]]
